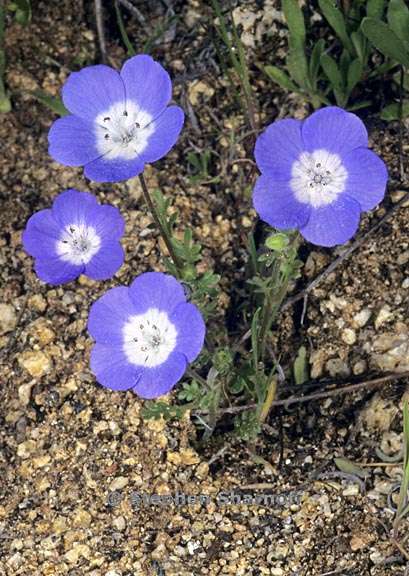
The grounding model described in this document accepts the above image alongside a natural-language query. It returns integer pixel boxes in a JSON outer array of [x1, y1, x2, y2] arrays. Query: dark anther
[[69, 226, 75, 233], [103, 116, 111, 122], [133, 337, 138, 342], [123, 111, 128, 117], [316, 163, 321, 168], [135, 122, 141, 129], [104, 134, 110, 140], [140, 324, 144, 330]]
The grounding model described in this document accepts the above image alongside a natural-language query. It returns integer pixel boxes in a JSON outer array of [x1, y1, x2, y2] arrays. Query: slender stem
[[138, 173, 184, 274], [258, 233, 299, 360]]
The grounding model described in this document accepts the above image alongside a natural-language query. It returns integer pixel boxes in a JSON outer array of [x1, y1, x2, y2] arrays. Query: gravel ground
[[1, 1, 409, 574]]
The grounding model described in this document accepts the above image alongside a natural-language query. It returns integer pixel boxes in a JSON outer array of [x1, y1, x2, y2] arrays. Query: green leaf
[[347, 58, 363, 93], [347, 99, 372, 111], [318, 0, 355, 55], [361, 17, 409, 67], [264, 65, 299, 91], [380, 100, 409, 120], [309, 38, 326, 85], [334, 457, 367, 479], [0, 94, 11, 113], [265, 232, 290, 251], [293, 346, 308, 385], [287, 39, 310, 89], [28, 90, 69, 116], [8, 0, 31, 26], [320, 52, 344, 90], [351, 30, 367, 64], [114, 0, 136, 56], [366, 0, 385, 19], [282, 0, 306, 46], [387, 0, 409, 43]]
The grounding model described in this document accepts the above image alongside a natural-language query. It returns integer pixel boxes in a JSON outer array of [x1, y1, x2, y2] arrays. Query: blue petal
[[300, 195, 361, 247], [84, 241, 124, 281], [88, 286, 136, 345], [34, 256, 83, 285], [253, 174, 311, 230], [90, 343, 142, 391], [84, 155, 145, 183], [132, 352, 187, 399], [129, 272, 187, 314], [171, 302, 205, 363], [22, 209, 61, 258], [62, 65, 126, 121], [48, 115, 99, 166], [254, 119, 303, 178], [302, 107, 368, 156], [52, 189, 98, 228], [121, 55, 172, 117], [140, 106, 184, 164], [342, 148, 388, 211], [85, 204, 125, 242]]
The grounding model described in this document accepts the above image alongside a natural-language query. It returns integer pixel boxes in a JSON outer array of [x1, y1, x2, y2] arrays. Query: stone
[[109, 476, 128, 491], [326, 358, 350, 377], [0, 303, 17, 335], [73, 509, 92, 528], [19, 350, 52, 378], [18, 382, 34, 406], [113, 516, 126, 531], [341, 328, 356, 345], [371, 331, 409, 373], [352, 308, 372, 328], [28, 294, 47, 313], [375, 306, 392, 329]]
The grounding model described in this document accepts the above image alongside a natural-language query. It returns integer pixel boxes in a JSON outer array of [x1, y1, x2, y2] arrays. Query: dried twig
[[118, 0, 146, 24], [94, 0, 107, 64], [195, 370, 409, 416]]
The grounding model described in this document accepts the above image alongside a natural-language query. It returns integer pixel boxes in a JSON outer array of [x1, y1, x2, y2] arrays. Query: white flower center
[[56, 223, 101, 265], [122, 308, 178, 368], [95, 101, 155, 161], [290, 149, 347, 208]]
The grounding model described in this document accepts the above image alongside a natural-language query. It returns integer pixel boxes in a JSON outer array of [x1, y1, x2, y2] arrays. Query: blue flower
[[252, 106, 388, 247], [88, 272, 206, 399], [48, 55, 184, 183], [22, 189, 125, 284]]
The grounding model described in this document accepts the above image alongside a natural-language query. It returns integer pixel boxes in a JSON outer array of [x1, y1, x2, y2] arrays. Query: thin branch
[[118, 0, 146, 24], [94, 0, 107, 64], [138, 173, 184, 274], [195, 370, 409, 415]]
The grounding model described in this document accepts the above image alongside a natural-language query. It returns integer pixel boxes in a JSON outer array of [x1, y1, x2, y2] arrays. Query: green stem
[[258, 233, 300, 360], [138, 173, 184, 275]]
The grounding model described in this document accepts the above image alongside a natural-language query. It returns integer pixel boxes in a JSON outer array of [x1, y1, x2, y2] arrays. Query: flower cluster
[[252, 106, 388, 247], [22, 53, 389, 400]]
